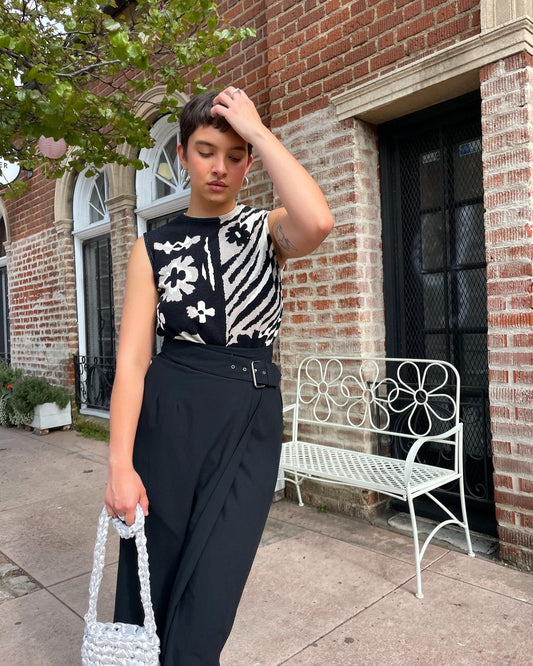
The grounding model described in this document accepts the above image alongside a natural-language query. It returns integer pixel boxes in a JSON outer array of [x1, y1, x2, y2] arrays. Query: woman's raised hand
[[210, 87, 265, 145]]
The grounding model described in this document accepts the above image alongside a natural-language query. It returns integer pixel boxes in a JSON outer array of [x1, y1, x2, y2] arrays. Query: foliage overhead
[[0, 0, 254, 189]]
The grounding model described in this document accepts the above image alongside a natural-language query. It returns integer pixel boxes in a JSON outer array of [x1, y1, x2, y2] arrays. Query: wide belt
[[159, 339, 281, 389]]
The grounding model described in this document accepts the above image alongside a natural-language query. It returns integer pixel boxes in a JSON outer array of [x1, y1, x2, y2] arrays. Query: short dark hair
[[179, 91, 253, 157]]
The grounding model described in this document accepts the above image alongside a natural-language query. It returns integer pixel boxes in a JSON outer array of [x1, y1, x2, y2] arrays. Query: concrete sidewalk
[[0, 427, 531, 665]]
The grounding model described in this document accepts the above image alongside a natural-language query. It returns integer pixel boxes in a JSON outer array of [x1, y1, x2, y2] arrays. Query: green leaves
[[0, 0, 255, 188]]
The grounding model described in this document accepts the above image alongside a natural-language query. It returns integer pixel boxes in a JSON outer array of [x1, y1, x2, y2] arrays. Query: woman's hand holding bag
[[81, 505, 160, 665]]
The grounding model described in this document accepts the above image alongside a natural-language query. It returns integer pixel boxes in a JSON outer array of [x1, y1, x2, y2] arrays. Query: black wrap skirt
[[114, 339, 283, 666]]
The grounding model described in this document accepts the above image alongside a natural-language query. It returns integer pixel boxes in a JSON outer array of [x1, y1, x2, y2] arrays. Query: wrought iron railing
[[73, 355, 115, 411]]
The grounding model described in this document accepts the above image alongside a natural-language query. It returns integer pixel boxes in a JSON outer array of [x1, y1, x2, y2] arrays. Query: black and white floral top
[[143, 204, 283, 347]]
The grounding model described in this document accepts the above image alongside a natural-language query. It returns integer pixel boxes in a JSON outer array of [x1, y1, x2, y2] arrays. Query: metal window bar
[[73, 355, 115, 411]]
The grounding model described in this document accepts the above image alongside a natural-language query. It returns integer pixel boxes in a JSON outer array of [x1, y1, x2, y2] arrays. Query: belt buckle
[[251, 361, 266, 388]]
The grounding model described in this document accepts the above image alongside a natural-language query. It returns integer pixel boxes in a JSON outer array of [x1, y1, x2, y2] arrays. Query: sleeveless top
[[143, 204, 284, 348]]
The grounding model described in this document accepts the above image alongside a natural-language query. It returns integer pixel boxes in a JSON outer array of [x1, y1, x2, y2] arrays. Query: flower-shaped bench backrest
[[295, 356, 460, 440]]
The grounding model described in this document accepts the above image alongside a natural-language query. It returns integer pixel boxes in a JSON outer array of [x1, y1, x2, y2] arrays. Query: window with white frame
[[136, 115, 190, 234], [73, 169, 115, 414]]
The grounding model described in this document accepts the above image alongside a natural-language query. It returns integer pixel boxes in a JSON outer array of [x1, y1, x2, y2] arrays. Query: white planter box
[[30, 401, 72, 431]]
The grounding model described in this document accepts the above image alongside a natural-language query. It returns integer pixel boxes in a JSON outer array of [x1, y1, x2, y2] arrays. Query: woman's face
[[178, 124, 253, 216]]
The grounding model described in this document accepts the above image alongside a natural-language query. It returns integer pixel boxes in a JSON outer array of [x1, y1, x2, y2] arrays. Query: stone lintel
[[332, 18, 533, 125]]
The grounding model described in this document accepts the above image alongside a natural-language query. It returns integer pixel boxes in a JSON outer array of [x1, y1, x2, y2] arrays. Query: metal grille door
[[379, 93, 495, 535], [75, 235, 116, 411], [0, 266, 10, 364]]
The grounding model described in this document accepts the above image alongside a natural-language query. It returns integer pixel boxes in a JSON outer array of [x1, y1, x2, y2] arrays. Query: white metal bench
[[280, 356, 475, 598]]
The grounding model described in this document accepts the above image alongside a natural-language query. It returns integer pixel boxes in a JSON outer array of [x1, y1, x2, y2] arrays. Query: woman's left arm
[[212, 88, 334, 261], [256, 126, 334, 261]]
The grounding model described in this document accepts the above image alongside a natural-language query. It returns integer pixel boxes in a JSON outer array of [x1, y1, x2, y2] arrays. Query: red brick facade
[[2, 1, 533, 570], [266, 0, 480, 127], [480, 52, 533, 569]]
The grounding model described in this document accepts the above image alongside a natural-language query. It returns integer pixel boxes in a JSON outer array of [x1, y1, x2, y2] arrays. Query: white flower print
[[154, 235, 201, 254], [159, 255, 198, 302], [156, 306, 166, 331], [186, 300, 215, 324]]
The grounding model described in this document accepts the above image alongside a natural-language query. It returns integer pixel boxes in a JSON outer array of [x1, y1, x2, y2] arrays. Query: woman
[[105, 86, 334, 665]]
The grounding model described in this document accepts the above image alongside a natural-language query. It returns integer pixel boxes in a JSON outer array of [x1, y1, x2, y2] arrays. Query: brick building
[[1, 1, 532, 570]]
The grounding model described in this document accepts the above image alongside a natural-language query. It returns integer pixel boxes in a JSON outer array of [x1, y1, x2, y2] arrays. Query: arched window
[[88, 171, 109, 225], [73, 170, 115, 414], [136, 116, 190, 234], [0, 215, 10, 364]]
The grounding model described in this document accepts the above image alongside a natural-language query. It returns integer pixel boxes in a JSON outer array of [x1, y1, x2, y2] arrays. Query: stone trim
[[332, 18, 533, 124], [0, 199, 10, 245], [53, 170, 77, 230], [105, 192, 137, 217], [54, 218, 74, 235], [134, 85, 189, 124], [107, 164, 136, 203], [481, 0, 533, 32]]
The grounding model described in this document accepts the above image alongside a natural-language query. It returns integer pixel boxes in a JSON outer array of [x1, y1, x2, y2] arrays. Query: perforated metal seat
[[282, 440, 460, 501]]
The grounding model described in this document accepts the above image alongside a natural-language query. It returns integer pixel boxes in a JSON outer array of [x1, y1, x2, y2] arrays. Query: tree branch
[[56, 59, 123, 78]]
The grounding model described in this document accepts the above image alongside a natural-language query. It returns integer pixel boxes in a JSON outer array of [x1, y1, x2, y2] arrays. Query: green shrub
[[0, 363, 70, 427], [11, 376, 70, 415], [0, 363, 23, 388]]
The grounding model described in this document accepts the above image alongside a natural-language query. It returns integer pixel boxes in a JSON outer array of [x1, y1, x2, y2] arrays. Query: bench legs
[[284, 472, 475, 600], [459, 478, 475, 560], [283, 472, 305, 507], [407, 483, 475, 599], [406, 493, 425, 599]]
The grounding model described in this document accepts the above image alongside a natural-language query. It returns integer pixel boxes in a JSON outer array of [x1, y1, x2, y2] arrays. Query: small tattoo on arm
[[275, 224, 297, 252]]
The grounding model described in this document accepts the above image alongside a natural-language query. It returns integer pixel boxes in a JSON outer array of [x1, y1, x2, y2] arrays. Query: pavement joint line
[[269, 513, 448, 569], [46, 561, 118, 588], [426, 564, 533, 606], [276, 575, 409, 665], [44, 585, 86, 622]]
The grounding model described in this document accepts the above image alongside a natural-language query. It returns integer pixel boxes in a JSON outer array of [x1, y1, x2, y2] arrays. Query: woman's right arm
[[104, 236, 158, 525]]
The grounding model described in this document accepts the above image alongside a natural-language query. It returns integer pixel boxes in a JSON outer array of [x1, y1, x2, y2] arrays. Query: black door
[[379, 92, 496, 536]]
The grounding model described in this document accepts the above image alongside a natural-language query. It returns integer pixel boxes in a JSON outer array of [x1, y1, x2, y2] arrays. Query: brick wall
[[275, 106, 385, 517], [481, 52, 533, 570], [266, 0, 481, 128], [2, 170, 77, 390], [216, 0, 270, 121], [108, 198, 139, 335], [5, 171, 55, 242], [5, 236, 73, 386], [278, 109, 383, 390]]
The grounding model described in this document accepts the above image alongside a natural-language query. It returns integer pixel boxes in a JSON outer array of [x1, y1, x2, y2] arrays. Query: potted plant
[[0, 369, 71, 432], [0, 363, 25, 427]]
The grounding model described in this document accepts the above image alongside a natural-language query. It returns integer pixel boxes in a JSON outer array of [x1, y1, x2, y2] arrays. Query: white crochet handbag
[[81, 505, 160, 665]]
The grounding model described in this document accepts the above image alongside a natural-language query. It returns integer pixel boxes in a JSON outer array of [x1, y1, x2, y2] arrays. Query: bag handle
[[85, 505, 157, 638]]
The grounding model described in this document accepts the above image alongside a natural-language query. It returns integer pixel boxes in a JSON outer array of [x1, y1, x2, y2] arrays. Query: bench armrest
[[404, 422, 463, 486], [283, 403, 296, 414]]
